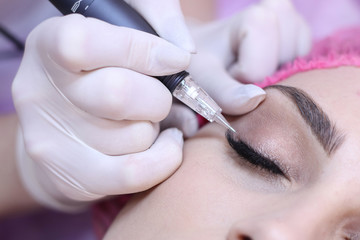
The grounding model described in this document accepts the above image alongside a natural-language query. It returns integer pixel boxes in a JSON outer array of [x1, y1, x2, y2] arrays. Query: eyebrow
[[265, 85, 345, 155]]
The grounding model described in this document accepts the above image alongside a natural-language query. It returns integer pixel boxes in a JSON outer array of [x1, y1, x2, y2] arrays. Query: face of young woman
[[105, 66, 360, 240]]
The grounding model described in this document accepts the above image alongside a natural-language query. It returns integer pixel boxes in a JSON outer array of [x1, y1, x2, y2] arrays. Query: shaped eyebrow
[[265, 85, 345, 155]]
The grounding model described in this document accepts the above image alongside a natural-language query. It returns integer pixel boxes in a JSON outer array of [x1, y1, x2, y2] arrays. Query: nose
[[227, 219, 306, 240]]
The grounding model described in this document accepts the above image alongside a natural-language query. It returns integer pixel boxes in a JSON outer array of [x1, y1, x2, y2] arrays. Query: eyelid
[[225, 131, 290, 180]]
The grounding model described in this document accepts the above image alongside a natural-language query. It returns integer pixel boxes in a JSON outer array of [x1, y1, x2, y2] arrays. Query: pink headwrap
[[258, 26, 360, 88]]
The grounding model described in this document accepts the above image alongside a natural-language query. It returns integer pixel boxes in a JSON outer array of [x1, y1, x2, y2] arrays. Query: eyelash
[[226, 132, 289, 179]]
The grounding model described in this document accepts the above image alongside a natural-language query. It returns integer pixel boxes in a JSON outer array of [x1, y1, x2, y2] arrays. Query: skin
[[180, 0, 216, 21], [104, 66, 360, 239]]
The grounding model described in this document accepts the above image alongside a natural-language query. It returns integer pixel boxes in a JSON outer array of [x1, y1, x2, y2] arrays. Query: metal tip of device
[[214, 114, 236, 133]]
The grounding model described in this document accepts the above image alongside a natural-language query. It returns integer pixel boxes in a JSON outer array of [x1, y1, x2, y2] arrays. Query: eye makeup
[[225, 130, 289, 180]]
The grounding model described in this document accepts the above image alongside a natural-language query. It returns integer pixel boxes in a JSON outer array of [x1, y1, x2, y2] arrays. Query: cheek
[[113, 135, 293, 237], [148, 138, 264, 229]]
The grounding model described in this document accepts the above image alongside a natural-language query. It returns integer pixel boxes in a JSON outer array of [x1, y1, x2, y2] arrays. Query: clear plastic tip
[[172, 75, 235, 132], [214, 114, 236, 133]]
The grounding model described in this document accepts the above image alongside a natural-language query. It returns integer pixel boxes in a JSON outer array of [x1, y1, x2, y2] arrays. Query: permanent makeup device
[[49, 0, 235, 132]]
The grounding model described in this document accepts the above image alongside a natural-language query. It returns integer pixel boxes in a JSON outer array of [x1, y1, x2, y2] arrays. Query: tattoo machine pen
[[49, 0, 236, 132]]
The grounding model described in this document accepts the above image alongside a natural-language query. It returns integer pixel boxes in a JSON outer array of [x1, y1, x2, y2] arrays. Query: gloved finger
[[125, 0, 196, 53], [18, 93, 160, 155], [161, 103, 198, 138], [228, 5, 280, 83], [36, 128, 184, 200], [53, 66, 172, 122], [261, 0, 311, 63], [37, 15, 190, 75], [66, 116, 160, 155], [189, 52, 266, 115], [295, 14, 312, 57]]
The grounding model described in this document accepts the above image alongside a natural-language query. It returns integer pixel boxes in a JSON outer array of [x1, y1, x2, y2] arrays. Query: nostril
[[238, 234, 252, 240]]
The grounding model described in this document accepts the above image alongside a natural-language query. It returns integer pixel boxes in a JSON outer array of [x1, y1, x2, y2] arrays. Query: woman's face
[[105, 66, 360, 239]]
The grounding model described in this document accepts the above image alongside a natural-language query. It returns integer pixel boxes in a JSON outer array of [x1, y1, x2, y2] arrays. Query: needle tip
[[214, 114, 236, 133]]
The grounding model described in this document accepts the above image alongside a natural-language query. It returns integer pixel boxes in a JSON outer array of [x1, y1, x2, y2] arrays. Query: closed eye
[[226, 131, 288, 179]]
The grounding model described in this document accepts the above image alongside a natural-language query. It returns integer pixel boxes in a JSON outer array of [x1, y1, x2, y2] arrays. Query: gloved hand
[[128, 0, 200, 137], [12, 0, 195, 211], [187, 0, 311, 115]]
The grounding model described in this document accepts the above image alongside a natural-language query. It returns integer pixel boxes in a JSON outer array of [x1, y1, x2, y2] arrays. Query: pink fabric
[[257, 26, 360, 88]]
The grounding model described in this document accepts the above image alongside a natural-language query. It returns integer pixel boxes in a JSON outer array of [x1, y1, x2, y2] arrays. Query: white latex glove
[[125, 0, 195, 53], [188, 0, 311, 115], [127, 0, 200, 138], [12, 6, 193, 211]]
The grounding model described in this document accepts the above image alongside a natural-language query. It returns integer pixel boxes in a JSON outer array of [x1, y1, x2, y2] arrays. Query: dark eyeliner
[[225, 131, 287, 178]]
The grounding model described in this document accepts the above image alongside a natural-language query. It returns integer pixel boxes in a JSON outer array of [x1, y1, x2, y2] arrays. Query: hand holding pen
[[13, 0, 196, 211]]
